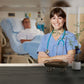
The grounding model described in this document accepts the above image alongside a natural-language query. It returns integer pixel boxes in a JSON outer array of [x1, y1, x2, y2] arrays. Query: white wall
[[0, 11, 38, 22], [0, 9, 47, 22], [80, 7, 84, 14]]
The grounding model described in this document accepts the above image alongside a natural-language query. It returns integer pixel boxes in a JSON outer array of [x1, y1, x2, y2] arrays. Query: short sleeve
[[37, 35, 46, 53], [17, 31, 26, 41], [66, 34, 80, 51]]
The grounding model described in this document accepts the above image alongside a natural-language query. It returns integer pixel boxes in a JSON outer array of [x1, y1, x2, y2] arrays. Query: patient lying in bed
[[17, 18, 44, 43]]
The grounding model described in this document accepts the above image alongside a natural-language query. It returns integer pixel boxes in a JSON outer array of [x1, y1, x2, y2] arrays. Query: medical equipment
[[45, 30, 66, 55], [25, 13, 29, 18], [36, 12, 45, 32], [37, 23, 45, 32]]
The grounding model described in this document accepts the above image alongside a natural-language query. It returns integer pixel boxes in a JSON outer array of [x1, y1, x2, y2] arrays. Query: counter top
[[0, 63, 84, 67]]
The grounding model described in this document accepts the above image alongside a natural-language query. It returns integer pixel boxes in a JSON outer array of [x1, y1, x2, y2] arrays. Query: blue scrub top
[[37, 31, 81, 57]]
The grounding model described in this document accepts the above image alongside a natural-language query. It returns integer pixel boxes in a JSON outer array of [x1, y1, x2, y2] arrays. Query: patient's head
[[22, 18, 31, 29]]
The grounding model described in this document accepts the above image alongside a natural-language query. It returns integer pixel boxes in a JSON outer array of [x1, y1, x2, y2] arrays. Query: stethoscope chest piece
[[45, 49, 49, 54], [45, 30, 66, 55]]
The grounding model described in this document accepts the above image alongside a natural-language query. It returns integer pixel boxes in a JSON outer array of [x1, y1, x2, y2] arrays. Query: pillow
[[6, 18, 24, 33], [30, 19, 37, 29], [6, 18, 37, 32]]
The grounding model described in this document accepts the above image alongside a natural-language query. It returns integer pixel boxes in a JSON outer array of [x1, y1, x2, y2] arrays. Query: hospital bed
[[0, 18, 43, 63]]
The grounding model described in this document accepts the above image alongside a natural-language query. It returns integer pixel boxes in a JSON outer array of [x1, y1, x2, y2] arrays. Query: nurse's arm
[[50, 49, 75, 63], [38, 52, 50, 63], [38, 50, 75, 63]]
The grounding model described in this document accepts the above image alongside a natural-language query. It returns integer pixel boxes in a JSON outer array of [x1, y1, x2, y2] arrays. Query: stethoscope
[[45, 29, 66, 55]]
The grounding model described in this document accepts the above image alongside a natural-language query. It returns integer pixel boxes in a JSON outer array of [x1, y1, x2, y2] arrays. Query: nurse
[[37, 8, 80, 64]]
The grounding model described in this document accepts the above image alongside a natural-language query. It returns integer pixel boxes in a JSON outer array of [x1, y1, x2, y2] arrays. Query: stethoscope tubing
[[46, 30, 66, 55]]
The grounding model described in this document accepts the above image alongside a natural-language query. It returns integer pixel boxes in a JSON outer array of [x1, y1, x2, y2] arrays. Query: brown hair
[[22, 18, 30, 24], [50, 7, 68, 31]]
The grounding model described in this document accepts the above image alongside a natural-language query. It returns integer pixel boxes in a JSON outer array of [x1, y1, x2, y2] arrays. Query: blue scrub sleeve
[[37, 35, 46, 53], [66, 34, 80, 51]]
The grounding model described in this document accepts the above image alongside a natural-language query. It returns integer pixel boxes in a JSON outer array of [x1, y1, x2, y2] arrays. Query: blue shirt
[[37, 31, 80, 57]]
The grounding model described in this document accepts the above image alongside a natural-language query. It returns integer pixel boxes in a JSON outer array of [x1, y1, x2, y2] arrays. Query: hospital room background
[[0, 0, 84, 63]]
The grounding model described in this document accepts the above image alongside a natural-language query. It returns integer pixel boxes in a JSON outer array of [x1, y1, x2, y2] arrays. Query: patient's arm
[[20, 39, 32, 43]]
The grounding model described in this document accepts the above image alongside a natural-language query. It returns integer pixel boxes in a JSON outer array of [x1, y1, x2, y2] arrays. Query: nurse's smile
[[50, 14, 65, 30]]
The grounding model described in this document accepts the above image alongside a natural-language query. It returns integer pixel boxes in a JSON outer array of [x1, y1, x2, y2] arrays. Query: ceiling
[[0, 0, 84, 11], [0, 0, 52, 11], [0, 0, 54, 8]]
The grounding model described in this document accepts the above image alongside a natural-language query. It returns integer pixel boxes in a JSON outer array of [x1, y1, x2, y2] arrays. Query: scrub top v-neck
[[37, 31, 80, 57]]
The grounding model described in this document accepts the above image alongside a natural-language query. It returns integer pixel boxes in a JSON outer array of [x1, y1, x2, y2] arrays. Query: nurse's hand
[[38, 52, 50, 63], [66, 50, 75, 63], [64, 55, 74, 64]]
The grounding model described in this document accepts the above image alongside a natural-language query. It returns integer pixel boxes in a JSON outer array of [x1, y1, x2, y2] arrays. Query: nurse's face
[[50, 14, 66, 30]]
